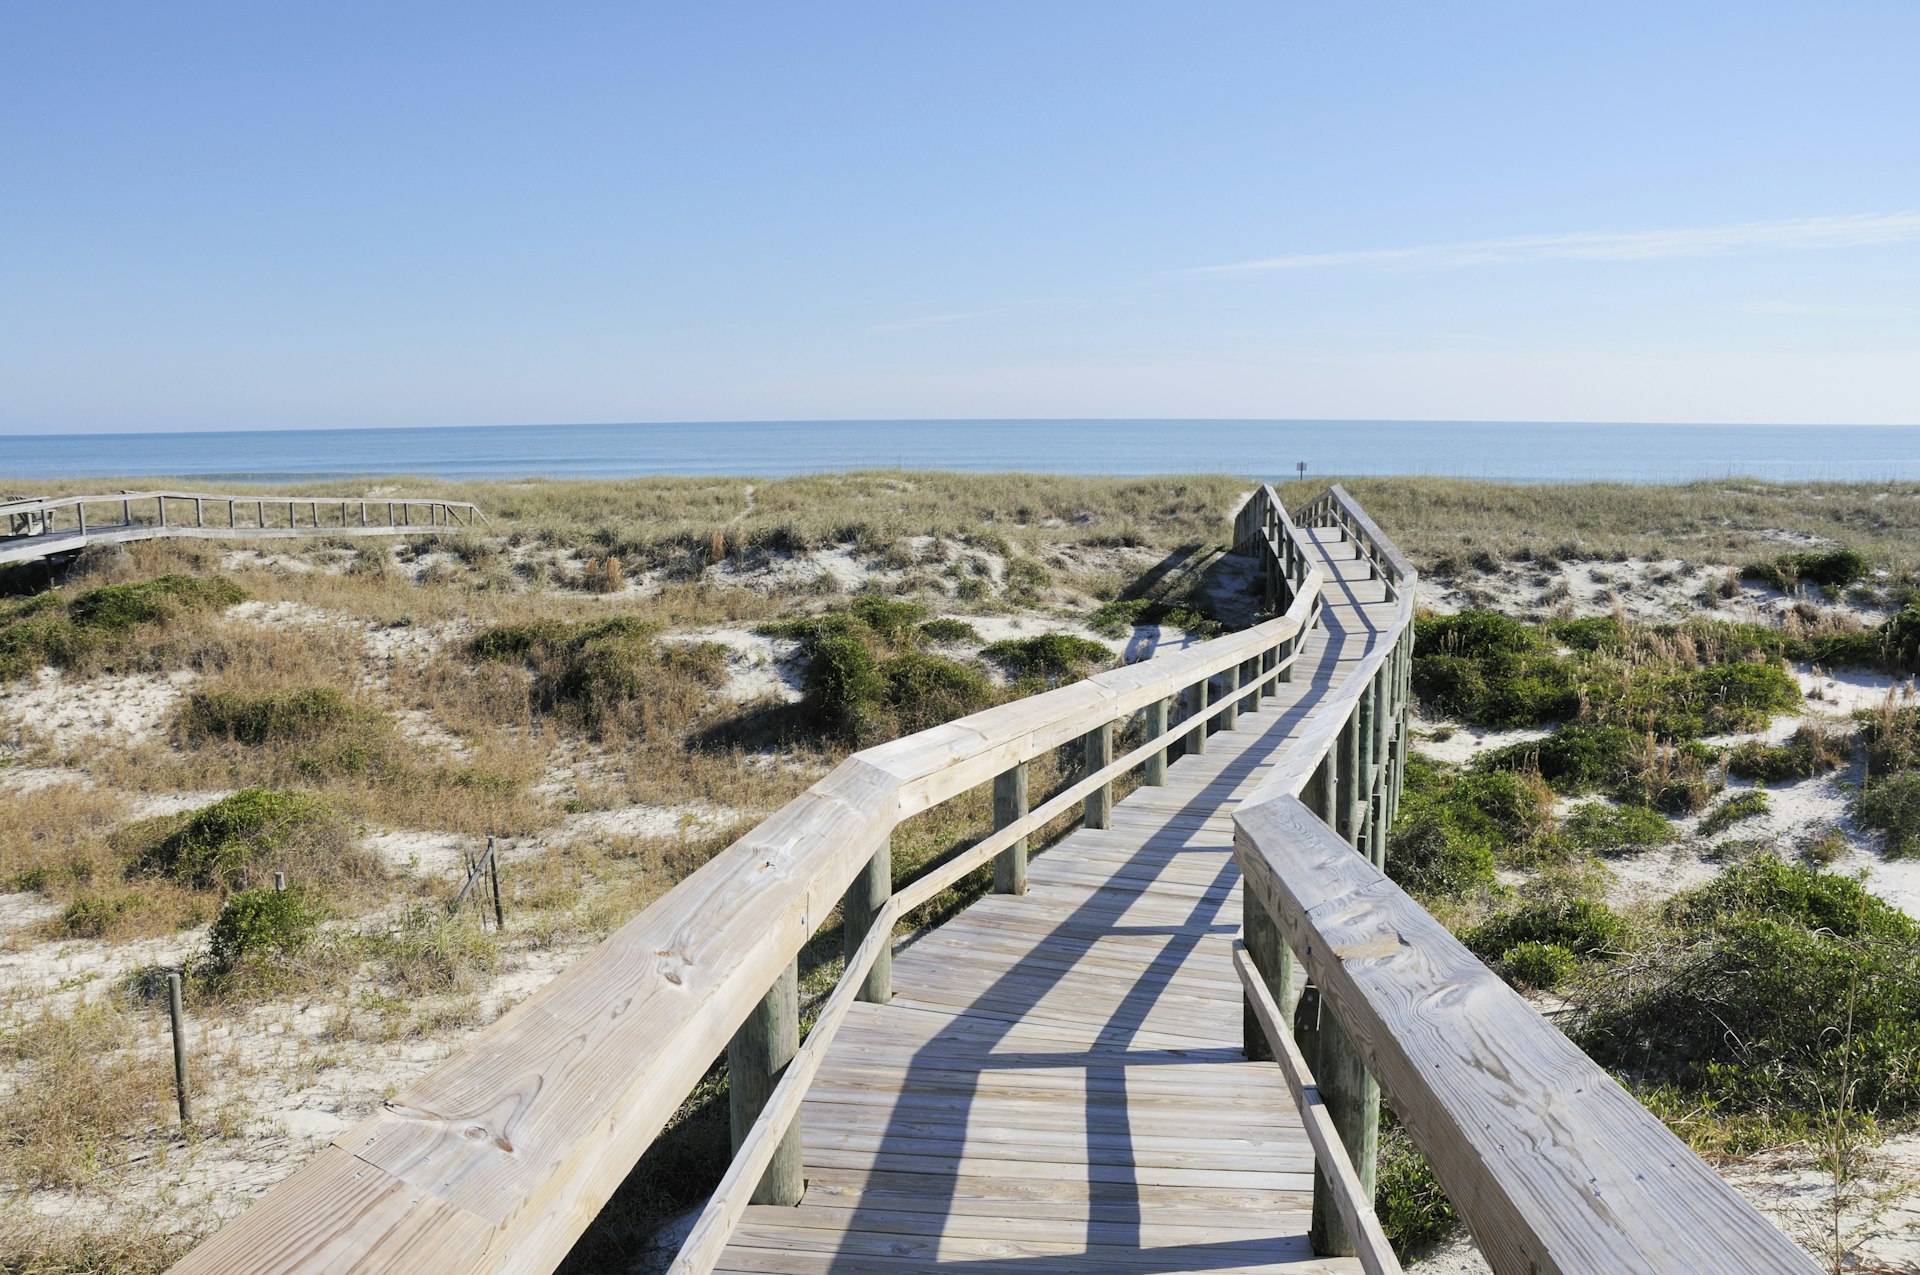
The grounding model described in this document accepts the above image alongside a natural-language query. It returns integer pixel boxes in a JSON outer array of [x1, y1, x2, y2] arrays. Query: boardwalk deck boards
[[712, 527, 1392, 1273]]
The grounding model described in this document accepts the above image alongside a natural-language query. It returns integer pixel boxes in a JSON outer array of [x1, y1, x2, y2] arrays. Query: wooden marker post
[[728, 960, 802, 1205], [993, 763, 1028, 894], [168, 972, 191, 1124], [1295, 985, 1379, 1257], [1221, 663, 1240, 731]]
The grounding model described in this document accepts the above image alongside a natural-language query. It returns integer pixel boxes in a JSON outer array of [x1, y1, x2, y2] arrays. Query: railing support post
[[1294, 985, 1379, 1257], [843, 835, 891, 1003], [1083, 720, 1113, 829], [1144, 697, 1169, 785], [1185, 679, 1209, 756], [1278, 634, 1294, 684], [728, 958, 803, 1206], [993, 762, 1028, 894], [1242, 895, 1291, 1064], [1221, 663, 1240, 731], [1337, 706, 1359, 848], [1357, 681, 1377, 862]]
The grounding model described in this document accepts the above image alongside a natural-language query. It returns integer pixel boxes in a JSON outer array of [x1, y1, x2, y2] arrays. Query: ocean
[[4, 420, 1917, 485]]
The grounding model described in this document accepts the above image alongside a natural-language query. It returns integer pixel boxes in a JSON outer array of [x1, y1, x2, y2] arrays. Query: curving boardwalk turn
[[715, 527, 1395, 1274]]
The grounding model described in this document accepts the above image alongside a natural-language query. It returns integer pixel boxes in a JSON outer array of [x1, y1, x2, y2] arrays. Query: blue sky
[[2, 2, 1917, 432]]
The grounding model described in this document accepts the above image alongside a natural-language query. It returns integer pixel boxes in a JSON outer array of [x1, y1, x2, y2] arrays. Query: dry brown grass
[[0, 998, 174, 1192]]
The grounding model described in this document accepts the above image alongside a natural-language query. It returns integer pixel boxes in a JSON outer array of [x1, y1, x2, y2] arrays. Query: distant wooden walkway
[[0, 490, 485, 565], [715, 527, 1393, 1273]]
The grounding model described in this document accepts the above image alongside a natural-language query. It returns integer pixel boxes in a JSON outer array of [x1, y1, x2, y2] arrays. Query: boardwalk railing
[[167, 482, 1817, 1275], [0, 490, 487, 565], [1231, 484, 1820, 1274]]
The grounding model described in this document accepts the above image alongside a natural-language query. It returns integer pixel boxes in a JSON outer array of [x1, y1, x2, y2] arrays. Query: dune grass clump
[[981, 633, 1114, 685], [1854, 772, 1920, 858], [0, 573, 246, 679], [1858, 699, 1920, 775], [1551, 801, 1672, 855], [1385, 756, 1554, 899], [765, 597, 1000, 744], [1580, 859, 1920, 1123], [470, 615, 727, 739], [131, 787, 362, 891], [1466, 897, 1629, 972], [918, 617, 980, 644], [0, 998, 172, 1191], [1087, 596, 1223, 639], [1412, 610, 1576, 727], [1699, 789, 1771, 837], [1726, 720, 1852, 783], [1743, 546, 1871, 594], [179, 685, 365, 745]]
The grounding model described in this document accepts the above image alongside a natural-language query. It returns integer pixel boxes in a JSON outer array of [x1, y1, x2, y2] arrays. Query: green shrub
[[1743, 547, 1870, 592], [1374, 1120, 1460, 1257], [1500, 941, 1579, 991], [0, 573, 246, 679], [1088, 597, 1224, 639], [133, 788, 351, 891], [1545, 616, 1627, 653], [918, 617, 980, 644], [1602, 661, 1800, 739], [1475, 725, 1639, 794], [1412, 611, 1578, 727], [981, 633, 1113, 684], [55, 892, 150, 939], [1855, 772, 1920, 858], [1726, 722, 1852, 783], [1582, 859, 1920, 1118], [205, 886, 325, 974], [1699, 789, 1769, 838], [471, 617, 725, 738], [807, 633, 885, 742], [1554, 801, 1671, 855], [1383, 756, 1524, 900], [878, 651, 996, 734], [1466, 897, 1628, 963], [848, 596, 926, 645]]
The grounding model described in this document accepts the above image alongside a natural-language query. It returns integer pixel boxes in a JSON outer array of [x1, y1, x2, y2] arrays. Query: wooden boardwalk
[[716, 527, 1395, 1274]]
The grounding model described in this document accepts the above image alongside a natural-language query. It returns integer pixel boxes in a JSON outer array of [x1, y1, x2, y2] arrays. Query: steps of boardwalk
[[714, 528, 1392, 1274]]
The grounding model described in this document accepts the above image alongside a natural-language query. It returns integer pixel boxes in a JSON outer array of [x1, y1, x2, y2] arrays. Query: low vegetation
[[0, 573, 245, 679]]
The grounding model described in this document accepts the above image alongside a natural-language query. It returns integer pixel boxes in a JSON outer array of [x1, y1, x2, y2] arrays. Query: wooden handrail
[[1232, 487, 1818, 1272], [169, 494, 1333, 1275], [1233, 796, 1820, 1275]]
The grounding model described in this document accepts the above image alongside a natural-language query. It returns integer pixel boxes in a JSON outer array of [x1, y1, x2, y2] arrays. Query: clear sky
[[3, 2, 1917, 432]]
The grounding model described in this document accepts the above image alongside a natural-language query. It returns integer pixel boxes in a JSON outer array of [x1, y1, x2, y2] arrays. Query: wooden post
[[1220, 663, 1240, 731], [728, 960, 802, 1206], [1144, 698, 1169, 786], [1294, 984, 1380, 1257], [273, 871, 285, 892], [993, 763, 1028, 895], [168, 972, 191, 1124], [1244, 656, 1261, 712], [195, 498, 204, 527], [77, 502, 86, 534], [157, 497, 166, 528], [488, 837, 505, 930], [843, 836, 891, 1003], [1278, 634, 1295, 684], [1337, 707, 1360, 848], [256, 500, 264, 528], [227, 500, 235, 528], [1357, 682, 1376, 862], [1083, 720, 1113, 829], [1242, 893, 1290, 1064], [359, 502, 368, 527], [1314, 752, 1337, 829], [122, 497, 131, 526], [1185, 679, 1209, 756]]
